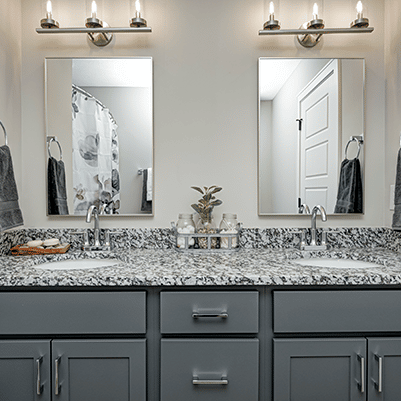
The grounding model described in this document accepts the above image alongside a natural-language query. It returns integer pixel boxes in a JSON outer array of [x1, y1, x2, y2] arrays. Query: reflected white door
[[297, 59, 340, 213]]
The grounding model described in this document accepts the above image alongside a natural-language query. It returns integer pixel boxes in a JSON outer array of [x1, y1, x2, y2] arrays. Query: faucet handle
[[290, 229, 306, 248], [321, 229, 340, 246], [104, 230, 124, 247], [70, 230, 90, 248]]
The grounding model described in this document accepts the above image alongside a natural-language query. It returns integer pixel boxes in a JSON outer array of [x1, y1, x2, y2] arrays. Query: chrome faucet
[[294, 204, 329, 250], [310, 205, 327, 247], [86, 205, 101, 248]]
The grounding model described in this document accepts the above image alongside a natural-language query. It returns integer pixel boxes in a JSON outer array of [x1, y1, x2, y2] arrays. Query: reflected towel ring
[[345, 136, 363, 160], [47, 137, 63, 161], [0, 121, 8, 146]]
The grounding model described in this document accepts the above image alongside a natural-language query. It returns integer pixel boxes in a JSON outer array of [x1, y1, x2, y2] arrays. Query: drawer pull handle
[[374, 354, 383, 393], [55, 357, 61, 395], [192, 312, 228, 319], [357, 355, 365, 393], [192, 376, 228, 385], [36, 357, 43, 395]]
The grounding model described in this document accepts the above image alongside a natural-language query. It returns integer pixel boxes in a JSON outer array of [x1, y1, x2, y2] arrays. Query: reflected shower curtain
[[72, 87, 120, 215]]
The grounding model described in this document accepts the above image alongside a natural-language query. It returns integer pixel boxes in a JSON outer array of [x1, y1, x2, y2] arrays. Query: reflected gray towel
[[392, 149, 401, 229], [334, 158, 363, 214], [141, 169, 152, 213], [48, 157, 69, 215], [0, 145, 23, 231]]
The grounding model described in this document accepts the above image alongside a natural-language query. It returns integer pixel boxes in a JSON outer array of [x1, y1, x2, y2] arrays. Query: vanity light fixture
[[36, 0, 151, 47], [263, 2, 281, 30], [259, 0, 374, 48]]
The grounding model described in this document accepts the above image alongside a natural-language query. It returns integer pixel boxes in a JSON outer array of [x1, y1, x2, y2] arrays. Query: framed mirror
[[45, 57, 153, 216], [258, 58, 365, 216]]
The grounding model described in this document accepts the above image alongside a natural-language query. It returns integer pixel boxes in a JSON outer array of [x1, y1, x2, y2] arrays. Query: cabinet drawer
[[160, 291, 258, 334], [0, 292, 146, 335], [161, 339, 259, 401], [274, 290, 401, 333]]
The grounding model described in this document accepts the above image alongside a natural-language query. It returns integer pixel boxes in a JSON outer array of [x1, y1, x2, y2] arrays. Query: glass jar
[[196, 216, 217, 249], [176, 214, 196, 249], [219, 213, 239, 249]]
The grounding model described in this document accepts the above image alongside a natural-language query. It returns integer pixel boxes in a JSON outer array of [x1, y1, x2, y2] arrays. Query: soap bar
[[27, 240, 43, 247], [43, 238, 60, 247]]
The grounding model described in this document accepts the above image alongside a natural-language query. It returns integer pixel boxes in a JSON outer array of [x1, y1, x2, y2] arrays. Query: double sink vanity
[[1, 227, 401, 401]]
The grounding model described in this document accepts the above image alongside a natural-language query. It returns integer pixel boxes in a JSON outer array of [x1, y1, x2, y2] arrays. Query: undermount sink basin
[[293, 258, 382, 269], [33, 259, 120, 270]]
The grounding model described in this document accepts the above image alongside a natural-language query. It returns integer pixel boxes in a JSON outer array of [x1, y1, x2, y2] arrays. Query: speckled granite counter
[[1, 247, 401, 287]]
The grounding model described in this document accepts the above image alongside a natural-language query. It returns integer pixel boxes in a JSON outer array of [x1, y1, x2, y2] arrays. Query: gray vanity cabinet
[[274, 338, 366, 401], [367, 338, 401, 401], [161, 339, 259, 401], [52, 339, 146, 401], [0, 340, 51, 401]]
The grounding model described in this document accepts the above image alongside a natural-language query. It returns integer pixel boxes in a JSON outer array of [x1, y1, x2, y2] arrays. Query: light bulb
[[313, 3, 319, 19], [46, 0, 52, 19], [91, 1, 97, 18], [135, 0, 141, 15], [269, 2, 275, 17], [356, 1, 363, 18]]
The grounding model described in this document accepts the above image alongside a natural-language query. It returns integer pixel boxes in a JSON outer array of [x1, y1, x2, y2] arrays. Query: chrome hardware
[[192, 312, 228, 319], [192, 376, 228, 385], [298, 205, 328, 250], [36, 357, 43, 395], [290, 230, 306, 249], [345, 135, 364, 160], [374, 354, 383, 393], [357, 355, 365, 393], [55, 357, 61, 395], [321, 229, 340, 247], [47, 136, 63, 160], [83, 205, 115, 251]]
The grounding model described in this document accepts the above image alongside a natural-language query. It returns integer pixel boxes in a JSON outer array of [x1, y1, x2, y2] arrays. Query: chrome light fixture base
[[40, 18, 59, 29], [85, 19, 113, 47], [263, 19, 281, 30], [297, 22, 324, 48], [130, 17, 147, 27], [351, 17, 369, 28]]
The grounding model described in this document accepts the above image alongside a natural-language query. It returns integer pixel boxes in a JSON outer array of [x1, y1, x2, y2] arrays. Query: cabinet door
[[52, 339, 146, 401], [161, 339, 259, 401], [0, 340, 51, 401], [274, 338, 366, 401], [368, 338, 401, 401]]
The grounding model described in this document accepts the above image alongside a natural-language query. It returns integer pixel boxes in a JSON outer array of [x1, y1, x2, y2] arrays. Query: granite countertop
[[1, 247, 401, 287]]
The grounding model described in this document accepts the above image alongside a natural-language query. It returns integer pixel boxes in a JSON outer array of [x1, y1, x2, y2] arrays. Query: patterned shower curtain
[[72, 87, 120, 215]]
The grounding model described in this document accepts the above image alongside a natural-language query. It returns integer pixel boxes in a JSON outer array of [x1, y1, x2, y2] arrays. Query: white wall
[[385, 0, 401, 227], [18, 0, 386, 228], [0, 0, 22, 197]]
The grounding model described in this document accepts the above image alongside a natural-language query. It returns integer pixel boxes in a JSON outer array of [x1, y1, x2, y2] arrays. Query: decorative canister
[[176, 214, 196, 248], [219, 213, 239, 248]]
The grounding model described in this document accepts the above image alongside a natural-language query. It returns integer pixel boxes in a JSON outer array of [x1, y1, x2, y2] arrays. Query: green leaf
[[211, 187, 222, 194], [191, 204, 202, 214], [191, 186, 204, 195], [210, 200, 222, 206]]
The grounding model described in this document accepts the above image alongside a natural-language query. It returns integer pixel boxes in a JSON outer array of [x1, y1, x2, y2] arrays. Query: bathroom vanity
[[0, 245, 401, 401]]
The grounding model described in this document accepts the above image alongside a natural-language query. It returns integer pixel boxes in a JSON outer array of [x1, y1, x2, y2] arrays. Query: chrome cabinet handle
[[192, 312, 228, 319], [357, 355, 365, 393], [36, 357, 43, 395], [192, 376, 228, 385], [374, 354, 383, 393], [55, 357, 61, 395]]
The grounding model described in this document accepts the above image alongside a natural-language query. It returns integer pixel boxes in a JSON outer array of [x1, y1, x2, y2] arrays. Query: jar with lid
[[176, 213, 196, 248], [219, 213, 239, 249]]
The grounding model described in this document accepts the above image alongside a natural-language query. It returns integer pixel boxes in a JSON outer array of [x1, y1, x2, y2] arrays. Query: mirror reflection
[[45, 57, 153, 216], [258, 58, 365, 216]]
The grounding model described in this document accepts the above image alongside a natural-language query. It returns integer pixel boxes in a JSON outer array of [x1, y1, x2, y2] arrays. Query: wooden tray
[[10, 244, 70, 256]]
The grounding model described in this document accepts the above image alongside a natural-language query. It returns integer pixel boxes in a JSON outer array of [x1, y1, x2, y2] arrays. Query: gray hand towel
[[0, 145, 24, 231], [392, 149, 401, 229], [141, 169, 152, 213], [334, 158, 363, 214], [48, 156, 69, 215]]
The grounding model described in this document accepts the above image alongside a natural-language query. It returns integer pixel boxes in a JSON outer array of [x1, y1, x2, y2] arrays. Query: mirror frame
[[44, 56, 154, 217], [257, 57, 366, 217]]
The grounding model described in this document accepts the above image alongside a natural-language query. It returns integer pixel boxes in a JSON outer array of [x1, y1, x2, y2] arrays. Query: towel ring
[[345, 137, 362, 160], [0, 121, 8, 146], [47, 137, 63, 161]]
